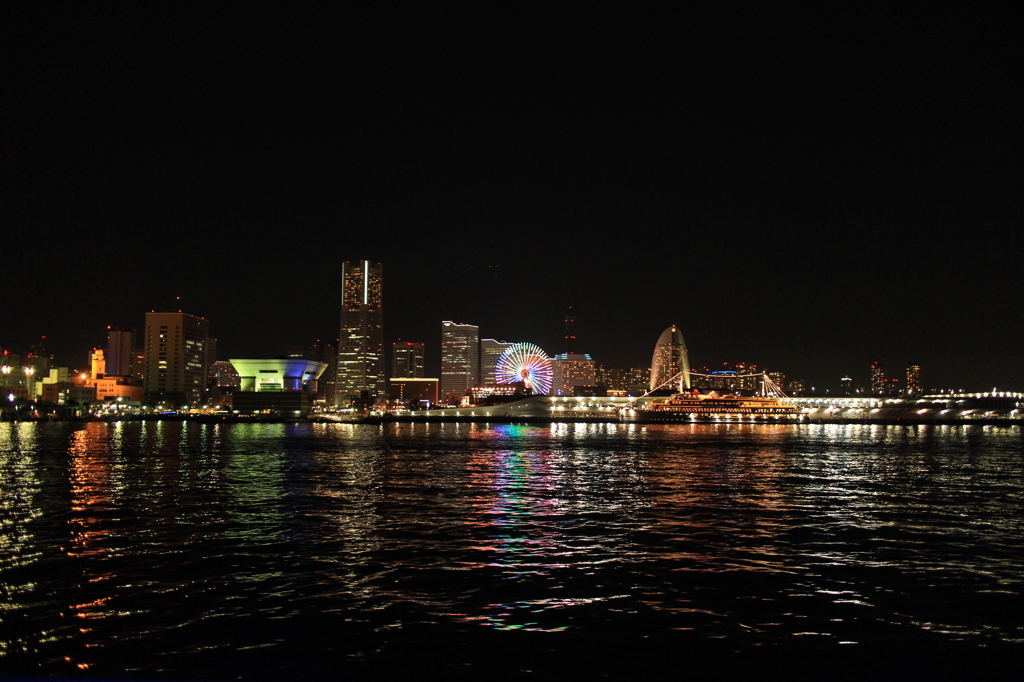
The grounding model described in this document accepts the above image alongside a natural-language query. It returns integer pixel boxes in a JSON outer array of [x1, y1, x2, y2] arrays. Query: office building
[[480, 339, 513, 385], [906, 364, 922, 395], [210, 360, 240, 388], [870, 362, 887, 395], [695, 362, 760, 393], [441, 321, 479, 398], [336, 260, 384, 406], [93, 376, 145, 403], [105, 327, 135, 377], [143, 311, 211, 406], [389, 377, 439, 407], [650, 325, 691, 391], [392, 341, 425, 378], [551, 353, 597, 396]]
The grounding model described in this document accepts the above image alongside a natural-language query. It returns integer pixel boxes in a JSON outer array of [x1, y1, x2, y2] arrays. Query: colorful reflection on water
[[1, 421, 1023, 678]]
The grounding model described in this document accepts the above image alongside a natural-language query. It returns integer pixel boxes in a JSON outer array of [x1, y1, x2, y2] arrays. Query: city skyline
[[2, 7, 1020, 392], [0, 298, 943, 399]]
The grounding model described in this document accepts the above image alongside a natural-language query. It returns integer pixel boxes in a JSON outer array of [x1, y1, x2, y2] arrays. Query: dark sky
[[2, 5, 1021, 391]]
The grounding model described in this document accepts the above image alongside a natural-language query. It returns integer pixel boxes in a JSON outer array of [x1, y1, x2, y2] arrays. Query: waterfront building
[[133, 349, 145, 380], [596, 365, 622, 392], [287, 342, 338, 404], [480, 339, 513, 385], [650, 325, 691, 391], [768, 372, 787, 393], [143, 311, 211, 406], [691, 363, 761, 392], [392, 341, 425, 378], [870, 362, 887, 395], [93, 375, 145, 403], [551, 353, 597, 396], [230, 358, 328, 416], [336, 260, 384, 406], [441, 321, 479, 399], [722, 362, 760, 392], [1, 351, 22, 389], [389, 377, 439, 407], [906, 364, 922, 395], [105, 327, 135, 377], [210, 360, 240, 388], [628, 367, 650, 394], [596, 366, 649, 396], [840, 375, 853, 395]]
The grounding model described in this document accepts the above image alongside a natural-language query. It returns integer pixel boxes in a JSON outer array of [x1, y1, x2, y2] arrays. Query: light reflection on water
[[0, 421, 1023, 678]]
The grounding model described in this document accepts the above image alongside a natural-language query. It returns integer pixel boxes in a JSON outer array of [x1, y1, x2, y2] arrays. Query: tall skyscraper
[[870, 362, 887, 395], [650, 325, 691, 391], [480, 339, 513, 385], [106, 326, 135, 377], [906, 364, 922, 395], [336, 260, 384, 406], [392, 341, 425, 378], [143, 311, 211, 406], [440, 321, 479, 398]]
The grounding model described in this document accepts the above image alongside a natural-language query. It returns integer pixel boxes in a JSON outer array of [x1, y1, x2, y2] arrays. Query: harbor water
[[2, 421, 1023, 679]]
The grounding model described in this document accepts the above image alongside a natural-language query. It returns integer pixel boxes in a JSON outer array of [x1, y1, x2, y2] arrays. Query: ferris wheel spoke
[[494, 342, 553, 395]]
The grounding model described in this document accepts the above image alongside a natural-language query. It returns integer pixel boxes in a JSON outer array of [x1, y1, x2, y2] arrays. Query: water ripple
[[1, 421, 1023, 678]]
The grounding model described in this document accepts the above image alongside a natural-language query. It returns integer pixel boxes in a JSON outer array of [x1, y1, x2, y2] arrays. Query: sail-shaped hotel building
[[650, 325, 691, 391]]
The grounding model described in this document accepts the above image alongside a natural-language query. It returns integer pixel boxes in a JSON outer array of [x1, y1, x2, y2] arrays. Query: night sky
[[3, 6, 1021, 391]]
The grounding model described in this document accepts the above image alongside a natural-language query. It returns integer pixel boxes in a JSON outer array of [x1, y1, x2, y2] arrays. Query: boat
[[631, 391, 799, 421]]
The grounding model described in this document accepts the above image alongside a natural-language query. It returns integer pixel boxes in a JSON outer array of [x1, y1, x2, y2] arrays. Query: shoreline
[[3, 415, 1021, 427]]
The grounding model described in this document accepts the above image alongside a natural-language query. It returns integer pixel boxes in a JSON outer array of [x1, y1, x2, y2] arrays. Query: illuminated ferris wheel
[[495, 343, 553, 395]]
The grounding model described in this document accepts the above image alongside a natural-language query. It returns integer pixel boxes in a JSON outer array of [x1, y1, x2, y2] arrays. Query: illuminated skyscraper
[[905, 364, 921, 395], [440, 321, 479, 398], [336, 260, 384, 405], [480, 339, 513, 385], [650, 325, 691, 391], [392, 341, 425, 378], [596, 366, 648, 395], [143, 311, 211, 406], [870, 362, 887, 395], [551, 353, 596, 396]]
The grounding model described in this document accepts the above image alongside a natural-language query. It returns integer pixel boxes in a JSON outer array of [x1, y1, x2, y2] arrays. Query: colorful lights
[[495, 343, 553, 396]]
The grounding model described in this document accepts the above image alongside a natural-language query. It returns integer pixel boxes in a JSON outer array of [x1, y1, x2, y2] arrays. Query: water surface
[[2, 421, 1023, 679]]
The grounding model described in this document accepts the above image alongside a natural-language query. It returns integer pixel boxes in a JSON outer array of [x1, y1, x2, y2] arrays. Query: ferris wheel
[[495, 343, 553, 395]]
